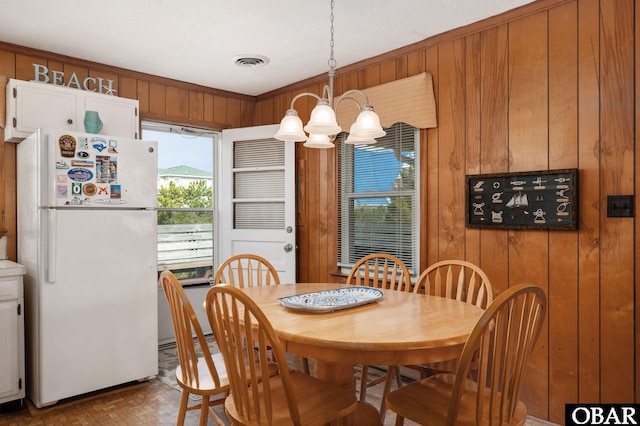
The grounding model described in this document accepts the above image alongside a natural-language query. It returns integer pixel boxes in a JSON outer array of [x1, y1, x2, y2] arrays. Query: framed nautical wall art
[[466, 168, 578, 231]]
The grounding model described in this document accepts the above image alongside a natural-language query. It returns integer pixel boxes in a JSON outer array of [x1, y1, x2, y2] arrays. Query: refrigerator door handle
[[47, 209, 56, 283]]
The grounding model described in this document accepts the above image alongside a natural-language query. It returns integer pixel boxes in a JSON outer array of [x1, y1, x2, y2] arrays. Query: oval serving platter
[[278, 286, 383, 313]]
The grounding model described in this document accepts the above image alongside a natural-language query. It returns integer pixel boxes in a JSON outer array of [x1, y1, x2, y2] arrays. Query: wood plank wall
[[253, 0, 637, 422], [0, 0, 637, 422]]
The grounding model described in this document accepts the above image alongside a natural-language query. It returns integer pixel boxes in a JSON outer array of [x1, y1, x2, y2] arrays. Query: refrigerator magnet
[[59, 135, 76, 157], [57, 185, 68, 198], [110, 185, 121, 198], [83, 183, 97, 196]]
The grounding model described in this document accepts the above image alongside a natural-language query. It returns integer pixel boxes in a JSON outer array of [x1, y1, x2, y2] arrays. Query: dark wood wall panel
[[636, 0, 640, 401], [424, 46, 439, 266], [599, 0, 636, 402], [436, 39, 466, 260], [576, 0, 601, 405], [548, 1, 579, 416], [463, 33, 482, 265], [507, 12, 551, 417], [253, 0, 638, 422], [478, 25, 510, 295]]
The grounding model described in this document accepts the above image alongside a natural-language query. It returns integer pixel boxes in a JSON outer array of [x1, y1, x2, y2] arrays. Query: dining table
[[237, 282, 485, 425]]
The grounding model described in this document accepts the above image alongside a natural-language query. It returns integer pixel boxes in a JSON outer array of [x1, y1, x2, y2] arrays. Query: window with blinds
[[338, 122, 419, 273]]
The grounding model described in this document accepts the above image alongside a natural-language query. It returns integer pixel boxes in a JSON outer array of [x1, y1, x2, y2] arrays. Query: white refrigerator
[[17, 128, 158, 408]]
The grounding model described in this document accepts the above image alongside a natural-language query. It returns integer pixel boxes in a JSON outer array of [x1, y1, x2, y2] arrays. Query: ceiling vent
[[233, 55, 269, 68]]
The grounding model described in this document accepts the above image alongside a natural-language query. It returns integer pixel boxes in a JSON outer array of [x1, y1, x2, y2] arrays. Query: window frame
[[142, 121, 219, 285], [337, 122, 420, 276]]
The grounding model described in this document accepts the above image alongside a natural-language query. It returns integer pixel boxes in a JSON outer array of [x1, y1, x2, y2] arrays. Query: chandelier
[[274, 0, 386, 148]]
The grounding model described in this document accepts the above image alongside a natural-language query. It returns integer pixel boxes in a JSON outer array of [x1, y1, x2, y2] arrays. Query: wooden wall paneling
[[203, 93, 214, 123], [359, 63, 381, 89], [225, 97, 241, 128], [464, 33, 482, 265], [424, 46, 439, 268], [406, 49, 426, 77], [0, 50, 16, 77], [506, 11, 550, 418], [339, 69, 360, 98], [118, 76, 137, 100], [0, 50, 13, 238], [435, 39, 466, 260], [300, 83, 322, 281], [252, 98, 263, 126], [478, 25, 510, 293], [213, 95, 227, 125], [379, 59, 397, 84], [576, 0, 601, 404], [636, 0, 640, 402], [395, 54, 408, 81], [165, 86, 188, 119], [287, 88, 310, 282], [137, 80, 150, 113], [148, 82, 166, 115], [64, 64, 88, 86], [15, 54, 40, 80], [188, 90, 204, 122], [256, 94, 278, 124], [239, 99, 255, 127], [548, 2, 579, 421], [598, 0, 635, 403], [47, 60, 64, 78], [296, 156, 308, 282], [317, 146, 331, 280], [88, 68, 118, 94], [2, 143, 16, 259]]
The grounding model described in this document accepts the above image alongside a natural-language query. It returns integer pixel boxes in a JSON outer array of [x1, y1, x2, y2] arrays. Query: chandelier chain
[[328, 0, 337, 70]]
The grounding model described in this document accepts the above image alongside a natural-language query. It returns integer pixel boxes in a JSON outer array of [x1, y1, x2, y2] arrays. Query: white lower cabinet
[[0, 267, 25, 405]]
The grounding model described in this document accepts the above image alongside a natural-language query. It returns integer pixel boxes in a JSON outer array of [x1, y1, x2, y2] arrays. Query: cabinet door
[[7, 82, 77, 141], [84, 95, 138, 139], [0, 300, 19, 400]]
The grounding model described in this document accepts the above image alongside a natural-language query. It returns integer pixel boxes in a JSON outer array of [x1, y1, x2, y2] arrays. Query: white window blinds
[[338, 123, 419, 273], [233, 139, 285, 229]]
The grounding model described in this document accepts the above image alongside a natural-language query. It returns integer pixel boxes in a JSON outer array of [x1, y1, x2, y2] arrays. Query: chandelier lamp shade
[[273, 0, 386, 148]]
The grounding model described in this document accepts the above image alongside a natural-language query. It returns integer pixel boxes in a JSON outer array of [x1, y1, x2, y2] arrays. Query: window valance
[[335, 72, 437, 131]]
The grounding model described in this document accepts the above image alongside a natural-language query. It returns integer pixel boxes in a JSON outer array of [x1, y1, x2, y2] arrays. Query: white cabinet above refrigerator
[[4, 79, 139, 142]]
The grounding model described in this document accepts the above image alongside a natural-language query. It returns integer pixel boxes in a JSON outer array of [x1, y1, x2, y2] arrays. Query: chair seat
[[225, 371, 357, 426], [176, 353, 229, 392], [386, 373, 528, 426]]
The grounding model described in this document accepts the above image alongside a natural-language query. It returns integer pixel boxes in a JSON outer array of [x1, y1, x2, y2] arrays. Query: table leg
[[314, 360, 382, 426]]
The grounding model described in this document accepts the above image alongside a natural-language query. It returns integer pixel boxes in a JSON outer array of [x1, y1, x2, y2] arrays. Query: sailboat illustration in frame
[[506, 191, 528, 212]]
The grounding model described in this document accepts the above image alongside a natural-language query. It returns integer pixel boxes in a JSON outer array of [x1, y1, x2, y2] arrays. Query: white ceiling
[[0, 0, 534, 96]]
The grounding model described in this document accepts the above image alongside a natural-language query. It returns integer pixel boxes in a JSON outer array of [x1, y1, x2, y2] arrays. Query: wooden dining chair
[[205, 284, 358, 425], [406, 259, 494, 378], [159, 270, 229, 426], [213, 253, 280, 288], [346, 253, 412, 418], [386, 284, 547, 426], [215, 253, 310, 374]]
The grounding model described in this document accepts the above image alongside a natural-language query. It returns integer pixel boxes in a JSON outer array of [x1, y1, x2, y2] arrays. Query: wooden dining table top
[[239, 283, 484, 366]]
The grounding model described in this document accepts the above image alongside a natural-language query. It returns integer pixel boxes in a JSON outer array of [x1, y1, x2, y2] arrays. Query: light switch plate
[[607, 195, 634, 217]]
